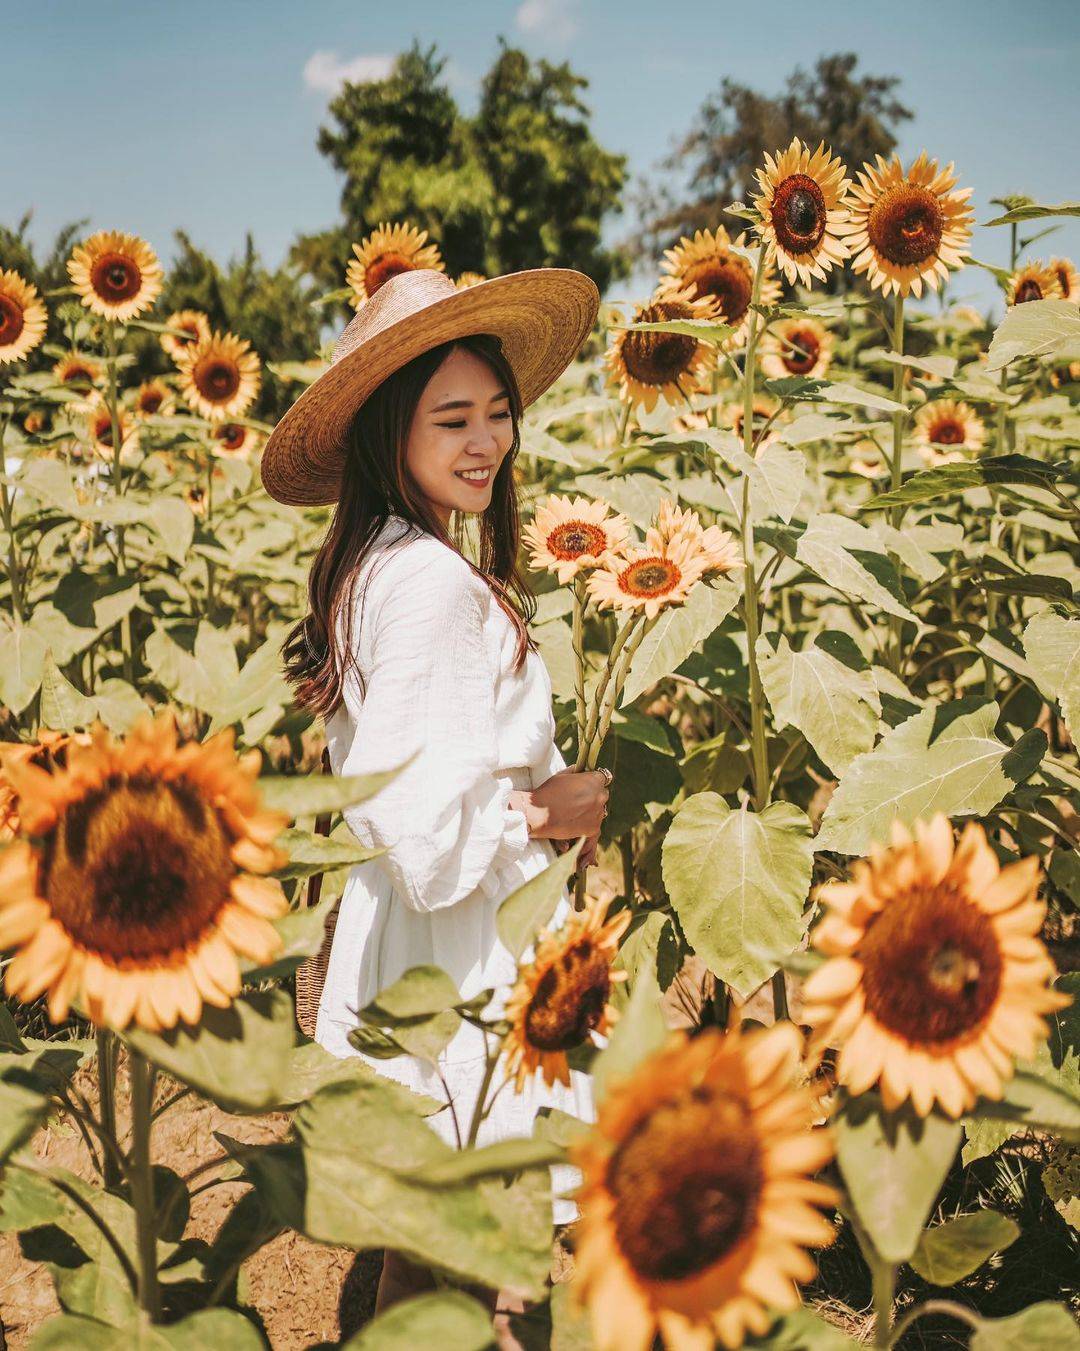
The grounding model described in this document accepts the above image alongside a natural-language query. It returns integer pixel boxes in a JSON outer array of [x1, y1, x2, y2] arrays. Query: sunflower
[[0, 269, 48, 366], [185, 483, 208, 517], [130, 378, 176, 418], [67, 230, 163, 322], [160, 308, 212, 359], [671, 408, 712, 435], [1005, 260, 1064, 307], [587, 532, 710, 621], [83, 397, 140, 461], [0, 732, 90, 841], [53, 354, 102, 392], [654, 227, 781, 349], [502, 895, 630, 1091], [174, 330, 261, 422], [761, 318, 833, 381], [455, 271, 486, 289], [1049, 257, 1080, 305], [720, 395, 781, 446], [0, 709, 290, 1031], [752, 139, 852, 288], [211, 421, 260, 458], [346, 221, 445, 309], [571, 1021, 837, 1351], [646, 500, 743, 581], [802, 815, 1071, 1119], [23, 411, 46, 436], [522, 495, 632, 585], [914, 398, 985, 466], [605, 286, 720, 414], [840, 153, 974, 299], [847, 439, 888, 479]]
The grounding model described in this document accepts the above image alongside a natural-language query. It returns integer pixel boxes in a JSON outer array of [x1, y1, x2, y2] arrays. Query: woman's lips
[[454, 468, 491, 487]]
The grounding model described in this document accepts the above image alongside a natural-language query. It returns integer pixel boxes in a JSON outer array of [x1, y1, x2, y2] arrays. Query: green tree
[[290, 38, 630, 315], [628, 52, 912, 265]]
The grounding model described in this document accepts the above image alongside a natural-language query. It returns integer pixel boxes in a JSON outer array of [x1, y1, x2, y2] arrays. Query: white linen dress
[[315, 512, 594, 1225]]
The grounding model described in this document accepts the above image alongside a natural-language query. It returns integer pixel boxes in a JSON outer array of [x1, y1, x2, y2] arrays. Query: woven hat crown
[[330, 270, 460, 367]]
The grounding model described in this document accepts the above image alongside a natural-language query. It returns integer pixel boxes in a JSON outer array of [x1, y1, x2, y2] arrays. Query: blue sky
[[8, 1, 1079, 314]]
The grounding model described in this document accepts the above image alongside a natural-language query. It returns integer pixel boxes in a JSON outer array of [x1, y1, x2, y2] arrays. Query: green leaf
[[274, 826, 383, 881], [363, 966, 463, 1022], [29, 1309, 269, 1350], [0, 1080, 48, 1163], [720, 442, 806, 524], [984, 200, 1080, 226], [859, 454, 1070, 512], [816, 701, 1015, 856], [622, 316, 735, 345], [835, 1097, 962, 1263], [574, 472, 666, 530], [910, 1210, 1019, 1285], [969, 1302, 1080, 1349], [0, 617, 47, 714], [122, 990, 297, 1113], [619, 579, 740, 707], [986, 298, 1080, 371], [795, 513, 914, 620], [147, 496, 195, 566], [662, 796, 814, 997], [206, 631, 293, 734], [91, 680, 148, 733], [39, 649, 99, 731], [408, 1137, 565, 1186], [1023, 609, 1080, 742], [818, 379, 906, 414], [757, 633, 880, 775], [590, 966, 668, 1102], [340, 1291, 495, 1350], [496, 843, 583, 961], [258, 762, 411, 817], [967, 1067, 1080, 1142], [758, 1307, 860, 1347]]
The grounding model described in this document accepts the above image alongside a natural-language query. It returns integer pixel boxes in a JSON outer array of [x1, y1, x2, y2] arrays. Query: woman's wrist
[[508, 788, 549, 839]]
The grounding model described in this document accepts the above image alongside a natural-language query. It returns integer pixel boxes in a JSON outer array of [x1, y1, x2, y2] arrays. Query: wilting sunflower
[[802, 815, 1071, 1119], [760, 318, 833, 381], [455, 271, 486, 289], [752, 139, 852, 288], [646, 500, 743, 581], [174, 330, 261, 422], [571, 1021, 837, 1351], [0, 709, 290, 1031], [654, 227, 781, 349], [605, 286, 720, 414], [211, 421, 260, 458], [0, 269, 48, 366], [914, 398, 986, 466], [587, 532, 710, 621], [67, 230, 163, 322], [83, 397, 140, 461], [1048, 257, 1080, 305], [160, 308, 212, 359], [346, 221, 445, 309], [1005, 260, 1064, 307], [130, 378, 176, 418], [502, 895, 630, 1091], [840, 152, 974, 299], [53, 354, 102, 392], [523, 495, 631, 585]]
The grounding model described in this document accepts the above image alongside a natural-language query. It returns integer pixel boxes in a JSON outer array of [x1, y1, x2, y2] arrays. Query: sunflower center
[[195, 357, 241, 404], [690, 259, 753, 326], [930, 418, 964, 445], [548, 521, 607, 561], [1014, 278, 1044, 304], [0, 294, 25, 346], [623, 303, 698, 387], [140, 389, 163, 414], [91, 254, 142, 304], [1055, 267, 1072, 299], [218, 423, 246, 451], [62, 364, 95, 388], [783, 329, 821, 375], [857, 884, 1003, 1043], [40, 772, 236, 962], [365, 253, 415, 296], [94, 414, 114, 446], [867, 187, 944, 267], [607, 1092, 762, 1282], [619, 557, 680, 598], [524, 938, 611, 1051], [772, 175, 827, 256]]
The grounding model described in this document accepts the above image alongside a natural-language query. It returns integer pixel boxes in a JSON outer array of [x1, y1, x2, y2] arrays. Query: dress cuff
[[474, 780, 532, 902]]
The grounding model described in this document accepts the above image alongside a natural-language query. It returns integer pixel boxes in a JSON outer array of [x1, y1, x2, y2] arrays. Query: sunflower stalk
[[95, 1029, 122, 1189], [105, 320, 135, 683], [570, 574, 587, 762], [586, 614, 650, 768], [575, 613, 639, 770], [129, 1050, 161, 1320], [872, 1257, 897, 1347], [886, 293, 906, 676], [465, 1033, 501, 1149], [615, 399, 632, 447], [0, 415, 26, 624]]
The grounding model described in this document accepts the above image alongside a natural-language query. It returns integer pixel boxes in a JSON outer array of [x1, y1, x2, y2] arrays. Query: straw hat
[[260, 266, 599, 506]]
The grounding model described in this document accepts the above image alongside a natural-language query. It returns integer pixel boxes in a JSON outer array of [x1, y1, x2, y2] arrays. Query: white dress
[[315, 513, 593, 1225]]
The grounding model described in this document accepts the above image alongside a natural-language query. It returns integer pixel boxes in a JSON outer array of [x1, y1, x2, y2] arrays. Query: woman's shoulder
[[361, 520, 491, 618]]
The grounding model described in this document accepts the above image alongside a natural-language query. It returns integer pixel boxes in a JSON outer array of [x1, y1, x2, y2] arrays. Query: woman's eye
[[437, 411, 512, 429]]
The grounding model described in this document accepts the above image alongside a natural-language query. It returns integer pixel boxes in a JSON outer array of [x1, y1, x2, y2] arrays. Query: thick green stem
[[615, 401, 631, 447], [586, 618, 650, 768], [105, 322, 135, 682], [577, 616, 639, 767], [96, 1030, 122, 1189], [129, 1051, 160, 1320], [887, 293, 906, 675], [872, 1259, 896, 1348], [571, 575, 587, 763], [465, 1036, 500, 1148], [0, 420, 25, 624]]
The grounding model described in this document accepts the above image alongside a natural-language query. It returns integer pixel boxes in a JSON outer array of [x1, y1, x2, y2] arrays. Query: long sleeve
[[338, 545, 531, 914]]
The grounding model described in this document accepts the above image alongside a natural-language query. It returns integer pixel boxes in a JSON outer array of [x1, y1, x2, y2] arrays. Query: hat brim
[[260, 267, 599, 507]]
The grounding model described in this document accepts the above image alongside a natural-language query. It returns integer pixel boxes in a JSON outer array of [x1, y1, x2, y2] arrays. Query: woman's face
[[405, 346, 515, 526]]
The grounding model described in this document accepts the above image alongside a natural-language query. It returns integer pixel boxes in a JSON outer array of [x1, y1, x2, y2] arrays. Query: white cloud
[[515, 0, 580, 42], [302, 50, 397, 96]]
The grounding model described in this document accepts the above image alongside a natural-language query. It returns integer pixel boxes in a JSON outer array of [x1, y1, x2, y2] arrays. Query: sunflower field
[[0, 139, 1078, 1350]]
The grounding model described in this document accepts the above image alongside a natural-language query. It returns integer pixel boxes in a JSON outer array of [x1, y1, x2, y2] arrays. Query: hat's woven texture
[[260, 267, 599, 506]]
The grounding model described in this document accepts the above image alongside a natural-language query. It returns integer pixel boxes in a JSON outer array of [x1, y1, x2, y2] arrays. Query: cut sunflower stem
[[571, 574, 587, 764], [576, 615, 639, 768], [129, 1051, 161, 1320], [586, 615, 651, 769]]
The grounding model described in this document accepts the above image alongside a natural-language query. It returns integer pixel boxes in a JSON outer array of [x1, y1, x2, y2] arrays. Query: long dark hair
[[281, 332, 539, 720]]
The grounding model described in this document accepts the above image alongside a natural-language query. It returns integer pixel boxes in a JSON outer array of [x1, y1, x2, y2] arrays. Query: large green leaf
[[258, 762, 411, 817], [966, 1067, 1080, 1142], [619, 579, 740, 707], [794, 513, 914, 620], [860, 454, 1070, 512], [29, 1309, 268, 1350], [0, 617, 47, 714], [206, 630, 293, 734], [1023, 609, 1080, 742], [969, 1302, 1080, 1349], [274, 826, 384, 881], [590, 967, 668, 1102], [0, 1080, 48, 1163], [986, 298, 1080, 371], [662, 795, 814, 997], [757, 633, 880, 775], [340, 1291, 495, 1350], [816, 701, 1015, 856], [985, 200, 1080, 226], [38, 650, 99, 731], [835, 1097, 962, 1263], [723, 442, 807, 524], [496, 842, 583, 960], [910, 1210, 1019, 1286], [574, 472, 666, 529]]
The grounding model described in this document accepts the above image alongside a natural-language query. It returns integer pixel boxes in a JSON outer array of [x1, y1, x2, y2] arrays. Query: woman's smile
[[454, 465, 493, 486]]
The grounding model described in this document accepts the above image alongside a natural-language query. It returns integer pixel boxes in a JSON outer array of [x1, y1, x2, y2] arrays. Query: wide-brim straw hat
[[260, 266, 600, 506]]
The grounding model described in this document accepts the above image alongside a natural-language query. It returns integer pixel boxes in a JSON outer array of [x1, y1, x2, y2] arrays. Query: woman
[[260, 267, 610, 1329]]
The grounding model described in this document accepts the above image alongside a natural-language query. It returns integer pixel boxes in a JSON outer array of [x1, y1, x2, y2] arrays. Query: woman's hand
[[511, 768, 609, 844], [553, 830, 600, 867]]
